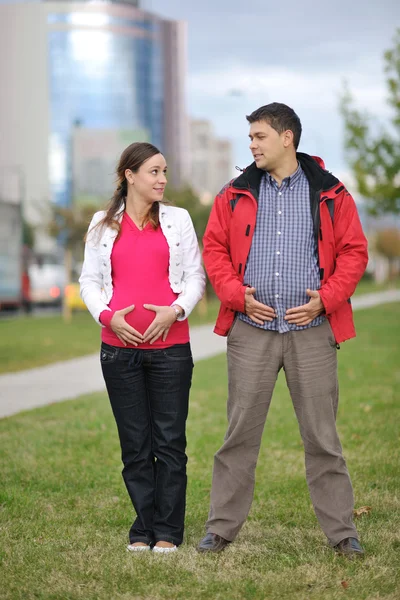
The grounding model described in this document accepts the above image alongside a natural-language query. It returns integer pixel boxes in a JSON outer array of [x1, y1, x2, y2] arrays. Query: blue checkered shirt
[[238, 163, 325, 333]]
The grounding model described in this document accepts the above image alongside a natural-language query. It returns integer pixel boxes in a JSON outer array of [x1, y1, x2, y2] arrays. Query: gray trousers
[[206, 318, 358, 546]]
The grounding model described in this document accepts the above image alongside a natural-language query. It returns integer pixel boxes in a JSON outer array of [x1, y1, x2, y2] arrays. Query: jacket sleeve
[[79, 213, 112, 326], [172, 210, 206, 319], [319, 191, 368, 315], [202, 189, 246, 312]]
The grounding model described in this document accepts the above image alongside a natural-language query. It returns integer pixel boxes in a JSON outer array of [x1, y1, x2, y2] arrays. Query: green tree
[[165, 184, 211, 241], [48, 203, 98, 321], [374, 228, 400, 280], [340, 28, 400, 215], [22, 219, 35, 249], [165, 185, 213, 307]]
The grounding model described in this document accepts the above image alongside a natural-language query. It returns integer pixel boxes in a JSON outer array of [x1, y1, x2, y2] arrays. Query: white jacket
[[79, 204, 206, 325]]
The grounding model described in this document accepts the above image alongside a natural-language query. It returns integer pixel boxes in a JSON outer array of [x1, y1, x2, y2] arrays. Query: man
[[198, 103, 368, 558]]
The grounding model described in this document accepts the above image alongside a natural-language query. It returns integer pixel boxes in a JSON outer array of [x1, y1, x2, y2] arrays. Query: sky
[[144, 0, 399, 189], [1, 0, 398, 190]]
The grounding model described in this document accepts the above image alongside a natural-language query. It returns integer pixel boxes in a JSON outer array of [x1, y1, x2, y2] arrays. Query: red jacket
[[202, 153, 368, 344]]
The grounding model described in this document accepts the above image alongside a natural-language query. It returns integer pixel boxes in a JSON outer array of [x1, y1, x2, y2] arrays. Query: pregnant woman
[[80, 142, 205, 553]]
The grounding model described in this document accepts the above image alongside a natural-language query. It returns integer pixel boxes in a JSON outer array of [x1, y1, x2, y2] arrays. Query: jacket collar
[[232, 152, 339, 195], [297, 152, 339, 192], [111, 201, 174, 232]]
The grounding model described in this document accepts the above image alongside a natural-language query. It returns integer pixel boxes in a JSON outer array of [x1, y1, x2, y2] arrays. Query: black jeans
[[101, 341, 193, 546]]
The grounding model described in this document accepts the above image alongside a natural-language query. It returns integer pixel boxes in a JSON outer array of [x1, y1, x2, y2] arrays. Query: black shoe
[[197, 533, 230, 553], [334, 537, 364, 558]]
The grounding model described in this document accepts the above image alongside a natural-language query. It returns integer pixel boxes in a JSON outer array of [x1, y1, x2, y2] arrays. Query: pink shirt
[[100, 213, 189, 349]]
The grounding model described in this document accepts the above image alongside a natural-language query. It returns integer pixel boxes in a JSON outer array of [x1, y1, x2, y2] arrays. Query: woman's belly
[[102, 280, 189, 348], [109, 287, 179, 333]]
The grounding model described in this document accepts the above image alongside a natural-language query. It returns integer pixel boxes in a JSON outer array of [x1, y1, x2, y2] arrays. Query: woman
[[79, 142, 205, 553]]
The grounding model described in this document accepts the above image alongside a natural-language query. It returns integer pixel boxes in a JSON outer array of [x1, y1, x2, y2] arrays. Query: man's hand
[[143, 304, 179, 344], [110, 305, 144, 346], [244, 287, 276, 325], [285, 289, 324, 325]]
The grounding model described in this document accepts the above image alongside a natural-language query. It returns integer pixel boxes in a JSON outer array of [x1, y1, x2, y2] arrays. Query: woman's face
[[126, 153, 167, 203]]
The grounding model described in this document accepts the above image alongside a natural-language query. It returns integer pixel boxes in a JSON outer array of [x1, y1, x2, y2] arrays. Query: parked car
[[28, 256, 66, 307]]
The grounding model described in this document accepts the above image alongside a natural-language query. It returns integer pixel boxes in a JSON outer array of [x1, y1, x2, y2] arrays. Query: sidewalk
[[0, 324, 226, 419], [1, 289, 399, 419]]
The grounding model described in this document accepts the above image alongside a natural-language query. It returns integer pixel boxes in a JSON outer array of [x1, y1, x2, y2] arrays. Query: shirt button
[[278, 211, 282, 214], [276, 272, 279, 276], [290, 187, 293, 190], [277, 251, 281, 255], [275, 294, 279, 298], [277, 231, 281, 235], [278, 192, 282, 196]]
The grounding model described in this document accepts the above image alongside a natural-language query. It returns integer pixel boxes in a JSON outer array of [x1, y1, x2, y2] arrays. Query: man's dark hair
[[246, 103, 302, 149]]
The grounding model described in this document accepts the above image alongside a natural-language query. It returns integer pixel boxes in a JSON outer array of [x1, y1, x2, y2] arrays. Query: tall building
[[190, 120, 233, 204], [0, 0, 188, 247]]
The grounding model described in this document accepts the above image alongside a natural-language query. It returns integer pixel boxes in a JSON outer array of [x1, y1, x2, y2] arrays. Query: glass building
[[47, 9, 165, 206], [0, 0, 188, 238]]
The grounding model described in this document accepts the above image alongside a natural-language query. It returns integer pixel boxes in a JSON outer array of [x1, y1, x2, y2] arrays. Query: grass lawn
[[352, 277, 400, 296], [0, 299, 221, 375], [1, 303, 399, 599]]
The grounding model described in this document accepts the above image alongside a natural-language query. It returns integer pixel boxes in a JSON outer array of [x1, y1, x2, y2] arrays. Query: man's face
[[248, 120, 286, 171]]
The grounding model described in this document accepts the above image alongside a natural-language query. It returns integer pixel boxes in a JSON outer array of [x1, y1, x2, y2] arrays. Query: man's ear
[[283, 130, 294, 148]]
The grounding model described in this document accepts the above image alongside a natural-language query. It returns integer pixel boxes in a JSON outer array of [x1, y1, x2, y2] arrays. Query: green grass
[[353, 276, 400, 296], [0, 299, 220, 374], [1, 304, 399, 599], [0, 312, 99, 373]]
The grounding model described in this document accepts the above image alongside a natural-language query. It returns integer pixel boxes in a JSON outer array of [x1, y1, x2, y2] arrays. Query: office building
[[0, 0, 189, 247], [190, 119, 233, 204]]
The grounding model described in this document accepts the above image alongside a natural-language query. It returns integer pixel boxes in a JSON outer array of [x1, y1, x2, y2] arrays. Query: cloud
[[145, 0, 399, 74], [144, 0, 399, 176], [186, 61, 393, 181], [188, 65, 388, 114]]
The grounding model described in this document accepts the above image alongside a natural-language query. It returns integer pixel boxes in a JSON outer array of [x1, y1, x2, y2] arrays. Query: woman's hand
[[110, 305, 144, 346], [142, 304, 179, 344]]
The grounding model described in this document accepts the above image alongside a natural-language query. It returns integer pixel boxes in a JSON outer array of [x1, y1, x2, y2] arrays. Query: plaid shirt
[[238, 163, 325, 333]]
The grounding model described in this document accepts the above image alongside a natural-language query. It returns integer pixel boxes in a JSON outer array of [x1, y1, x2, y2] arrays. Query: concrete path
[[1, 289, 399, 419], [0, 324, 226, 419]]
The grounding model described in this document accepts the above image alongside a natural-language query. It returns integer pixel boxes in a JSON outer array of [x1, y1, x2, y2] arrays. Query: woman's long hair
[[87, 142, 164, 241]]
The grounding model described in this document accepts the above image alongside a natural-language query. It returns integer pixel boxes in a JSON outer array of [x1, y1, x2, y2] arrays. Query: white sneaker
[[152, 544, 177, 554], [126, 543, 151, 553]]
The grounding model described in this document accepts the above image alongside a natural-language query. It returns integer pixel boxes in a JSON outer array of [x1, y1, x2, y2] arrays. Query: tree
[[374, 228, 400, 280], [165, 184, 211, 241], [48, 203, 98, 321], [340, 28, 400, 215], [165, 185, 213, 311], [22, 219, 35, 249]]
